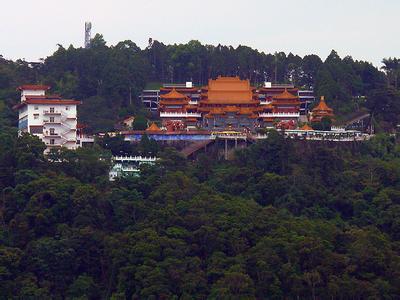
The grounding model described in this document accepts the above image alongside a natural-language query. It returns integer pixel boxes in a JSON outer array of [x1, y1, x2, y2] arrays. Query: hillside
[[2, 36, 400, 132]]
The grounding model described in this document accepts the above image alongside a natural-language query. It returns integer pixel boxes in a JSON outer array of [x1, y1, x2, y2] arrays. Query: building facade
[[109, 156, 158, 181], [15, 85, 82, 152]]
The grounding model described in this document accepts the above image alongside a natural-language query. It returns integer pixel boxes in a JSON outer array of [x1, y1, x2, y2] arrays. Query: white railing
[[113, 156, 158, 162], [331, 126, 346, 132], [43, 119, 61, 124], [160, 112, 202, 118], [43, 133, 61, 138], [260, 101, 272, 105], [61, 111, 77, 120], [79, 135, 95, 143], [43, 110, 61, 115], [259, 112, 300, 118], [188, 101, 198, 105]]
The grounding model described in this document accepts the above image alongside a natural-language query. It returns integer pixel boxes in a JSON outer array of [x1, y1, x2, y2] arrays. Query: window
[[34, 106, 39, 110], [50, 117, 55, 123], [50, 128, 55, 135], [50, 107, 54, 113], [33, 114, 39, 120], [65, 106, 69, 111], [29, 126, 43, 134], [50, 139, 55, 145]]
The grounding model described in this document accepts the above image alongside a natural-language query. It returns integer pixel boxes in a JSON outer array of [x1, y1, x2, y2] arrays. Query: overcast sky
[[0, 0, 398, 67]]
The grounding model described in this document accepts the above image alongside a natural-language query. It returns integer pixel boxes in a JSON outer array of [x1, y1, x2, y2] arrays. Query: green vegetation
[[2, 38, 400, 298], [2, 38, 399, 132], [2, 115, 400, 298]]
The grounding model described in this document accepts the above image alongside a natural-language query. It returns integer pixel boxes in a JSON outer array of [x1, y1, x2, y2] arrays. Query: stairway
[[181, 140, 214, 158]]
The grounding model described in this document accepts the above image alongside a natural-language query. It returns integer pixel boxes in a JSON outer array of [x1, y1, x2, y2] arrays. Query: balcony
[[61, 112, 77, 119], [43, 133, 61, 138], [259, 112, 300, 118], [43, 110, 61, 115], [113, 156, 158, 163], [160, 112, 202, 118], [46, 144, 62, 148], [43, 119, 61, 124]]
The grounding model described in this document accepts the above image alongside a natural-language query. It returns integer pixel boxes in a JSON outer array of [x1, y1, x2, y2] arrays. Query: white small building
[[109, 156, 158, 181], [15, 85, 82, 152]]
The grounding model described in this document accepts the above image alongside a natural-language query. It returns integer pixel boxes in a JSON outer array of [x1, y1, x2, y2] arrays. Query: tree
[[366, 87, 400, 130], [381, 57, 400, 89], [132, 115, 147, 130]]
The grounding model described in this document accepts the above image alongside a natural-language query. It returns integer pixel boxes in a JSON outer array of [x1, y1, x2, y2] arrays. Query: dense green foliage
[[2, 37, 399, 132], [2, 39, 400, 298], [2, 117, 400, 298]]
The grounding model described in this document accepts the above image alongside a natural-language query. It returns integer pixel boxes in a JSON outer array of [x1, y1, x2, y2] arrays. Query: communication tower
[[84, 22, 92, 48]]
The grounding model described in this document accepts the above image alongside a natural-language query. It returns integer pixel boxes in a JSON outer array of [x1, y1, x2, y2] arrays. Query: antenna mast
[[84, 22, 92, 48]]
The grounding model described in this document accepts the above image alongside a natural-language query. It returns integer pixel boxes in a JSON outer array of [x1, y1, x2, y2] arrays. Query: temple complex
[[198, 77, 261, 130], [310, 96, 334, 122], [158, 76, 303, 131]]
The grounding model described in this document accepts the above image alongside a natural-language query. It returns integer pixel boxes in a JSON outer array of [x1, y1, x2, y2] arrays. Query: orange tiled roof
[[186, 118, 198, 122], [18, 84, 51, 91], [202, 76, 257, 104], [146, 123, 161, 132], [238, 107, 255, 115], [273, 89, 299, 100], [300, 124, 314, 131], [161, 88, 189, 100], [224, 106, 240, 113], [313, 96, 333, 113], [14, 98, 81, 110]]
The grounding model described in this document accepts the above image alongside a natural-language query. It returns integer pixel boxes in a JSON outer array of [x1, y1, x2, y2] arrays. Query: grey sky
[[0, 0, 398, 67]]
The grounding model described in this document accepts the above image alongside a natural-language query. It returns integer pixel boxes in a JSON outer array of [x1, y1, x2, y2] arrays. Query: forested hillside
[[1, 35, 400, 132], [2, 37, 400, 298], [1, 107, 400, 298]]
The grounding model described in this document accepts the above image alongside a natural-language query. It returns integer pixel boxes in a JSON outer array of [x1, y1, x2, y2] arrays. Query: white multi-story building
[[15, 85, 82, 152]]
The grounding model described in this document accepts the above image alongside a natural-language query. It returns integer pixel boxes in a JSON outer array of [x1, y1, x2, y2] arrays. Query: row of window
[[33, 114, 56, 123], [34, 106, 70, 111]]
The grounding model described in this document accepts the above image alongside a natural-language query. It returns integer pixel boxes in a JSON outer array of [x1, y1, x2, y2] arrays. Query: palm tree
[[381, 57, 400, 89]]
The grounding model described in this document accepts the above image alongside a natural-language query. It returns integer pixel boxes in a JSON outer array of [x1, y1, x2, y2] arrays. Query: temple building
[[258, 83, 315, 115], [158, 88, 201, 130], [258, 83, 298, 103], [159, 82, 201, 104], [259, 89, 301, 129], [198, 77, 261, 130], [310, 96, 334, 122]]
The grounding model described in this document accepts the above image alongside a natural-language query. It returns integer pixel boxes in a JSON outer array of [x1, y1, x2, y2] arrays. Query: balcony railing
[[259, 112, 300, 118], [43, 133, 61, 138], [113, 156, 158, 162], [43, 119, 61, 124], [160, 112, 202, 118], [43, 110, 61, 115]]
